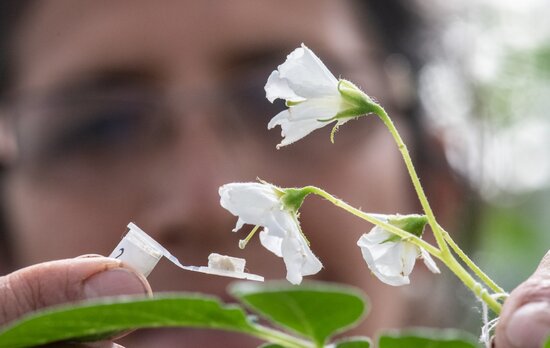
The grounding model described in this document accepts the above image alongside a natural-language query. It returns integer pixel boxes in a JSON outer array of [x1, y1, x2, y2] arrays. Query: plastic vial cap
[[109, 223, 163, 277]]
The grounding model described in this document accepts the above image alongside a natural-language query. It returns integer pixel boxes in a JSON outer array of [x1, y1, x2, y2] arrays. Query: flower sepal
[[387, 214, 429, 238], [337, 79, 381, 118], [280, 187, 312, 213]]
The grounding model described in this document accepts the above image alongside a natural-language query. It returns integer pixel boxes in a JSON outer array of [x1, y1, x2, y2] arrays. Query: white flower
[[265, 43, 377, 148], [357, 221, 440, 286], [219, 182, 322, 284]]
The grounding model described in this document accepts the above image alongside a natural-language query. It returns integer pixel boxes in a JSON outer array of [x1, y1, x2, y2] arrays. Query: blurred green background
[[417, 0, 550, 331]]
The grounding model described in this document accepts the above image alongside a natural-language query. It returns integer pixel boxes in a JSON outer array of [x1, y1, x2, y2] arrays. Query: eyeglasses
[[2, 75, 285, 189], [2, 67, 374, 192]]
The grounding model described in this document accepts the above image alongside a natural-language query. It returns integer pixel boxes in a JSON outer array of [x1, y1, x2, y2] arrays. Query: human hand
[[0, 255, 151, 347], [495, 251, 550, 347]]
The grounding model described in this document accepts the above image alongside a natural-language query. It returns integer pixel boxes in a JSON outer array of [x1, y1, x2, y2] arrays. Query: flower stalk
[[443, 253, 503, 314], [222, 43, 509, 317], [300, 185, 504, 314], [301, 186, 441, 257], [366, 102, 507, 311], [440, 225, 506, 294], [370, 103, 449, 255]]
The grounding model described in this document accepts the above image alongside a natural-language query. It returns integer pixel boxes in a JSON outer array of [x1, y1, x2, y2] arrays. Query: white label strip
[[109, 222, 264, 281]]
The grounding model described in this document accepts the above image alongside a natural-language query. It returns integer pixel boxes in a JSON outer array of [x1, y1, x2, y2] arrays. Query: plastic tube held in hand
[[109, 223, 264, 281]]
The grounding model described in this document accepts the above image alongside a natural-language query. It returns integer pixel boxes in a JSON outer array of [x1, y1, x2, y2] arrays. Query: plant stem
[[368, 105, 506, 312], [372, 105, 449, 254], [251, 324, 314, 348], [440, 226, 507, 295], [304, 185, 503, 313], [304, 186, 441, 257], [442, 253, 502, 314], [301, 185, 507, 313]]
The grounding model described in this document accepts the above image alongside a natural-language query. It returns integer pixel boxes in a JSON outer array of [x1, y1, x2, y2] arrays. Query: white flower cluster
[[219, 45, 439, 286]]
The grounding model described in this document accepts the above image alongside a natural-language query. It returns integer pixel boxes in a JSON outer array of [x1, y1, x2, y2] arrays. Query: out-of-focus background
[[417, 0, 550, 330]]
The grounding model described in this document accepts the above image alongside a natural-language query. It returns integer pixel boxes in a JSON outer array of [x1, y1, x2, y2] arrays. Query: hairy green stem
[[368, 102, 505, 312], [442, 253, 502, 314], [302, 185, 502, 313], [303, 186, 441, 257], [372, 104, 449, 254], [440, 226, 507, 295]]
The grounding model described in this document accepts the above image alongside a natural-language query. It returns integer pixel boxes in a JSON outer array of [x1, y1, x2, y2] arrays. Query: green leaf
[[544, 335, 550, 348], [378, 329, 481, 348], [259, 344, 286, 348], [333, 336, 371, 348], [231, 281, 368, 347], [0, 293, 255, 348]]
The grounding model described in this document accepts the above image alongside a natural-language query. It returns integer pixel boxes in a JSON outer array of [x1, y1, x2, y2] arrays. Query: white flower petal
[[288, 96, 344, 121], [265, 70, 306, 103], [357, 222, 440, 287], [357, 232, 410, 286], [360, 225, 391, 243], [232, 217, 246, 232], [400, 243, 419, 276], [268, 109, 328, 148], [259, 229, 283, 257], [219, 183, 282, 227], [276, 44, 339, 99], [281, 235, 322, 285], [420, 248, 440, 274]]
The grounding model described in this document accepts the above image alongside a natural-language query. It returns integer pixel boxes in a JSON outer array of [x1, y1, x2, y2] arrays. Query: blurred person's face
[[2, 0, 420, 345]]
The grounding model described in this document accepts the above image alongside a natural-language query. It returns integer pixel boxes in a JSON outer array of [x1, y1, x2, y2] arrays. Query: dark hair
[[0, 1, 34, 269], [0, 1, 33, 97]]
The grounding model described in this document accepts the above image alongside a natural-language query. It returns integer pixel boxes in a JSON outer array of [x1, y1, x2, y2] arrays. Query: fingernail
[[507, 301, 550, 347], [87, 342, 125, 348], [83, 268, 151, 299], [77, 254, 103, 259]]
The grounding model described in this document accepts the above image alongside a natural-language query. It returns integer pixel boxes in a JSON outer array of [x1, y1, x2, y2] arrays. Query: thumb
[[495, 250, 550, 348], [0, 256, 151, 326]]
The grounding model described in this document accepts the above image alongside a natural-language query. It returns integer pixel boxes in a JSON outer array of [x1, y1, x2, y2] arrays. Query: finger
[[0, 256, 151, 326], [495, 250, 550, 347]]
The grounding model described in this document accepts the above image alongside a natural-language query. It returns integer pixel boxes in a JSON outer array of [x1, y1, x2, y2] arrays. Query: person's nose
[[137, 108, 244, 247]]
